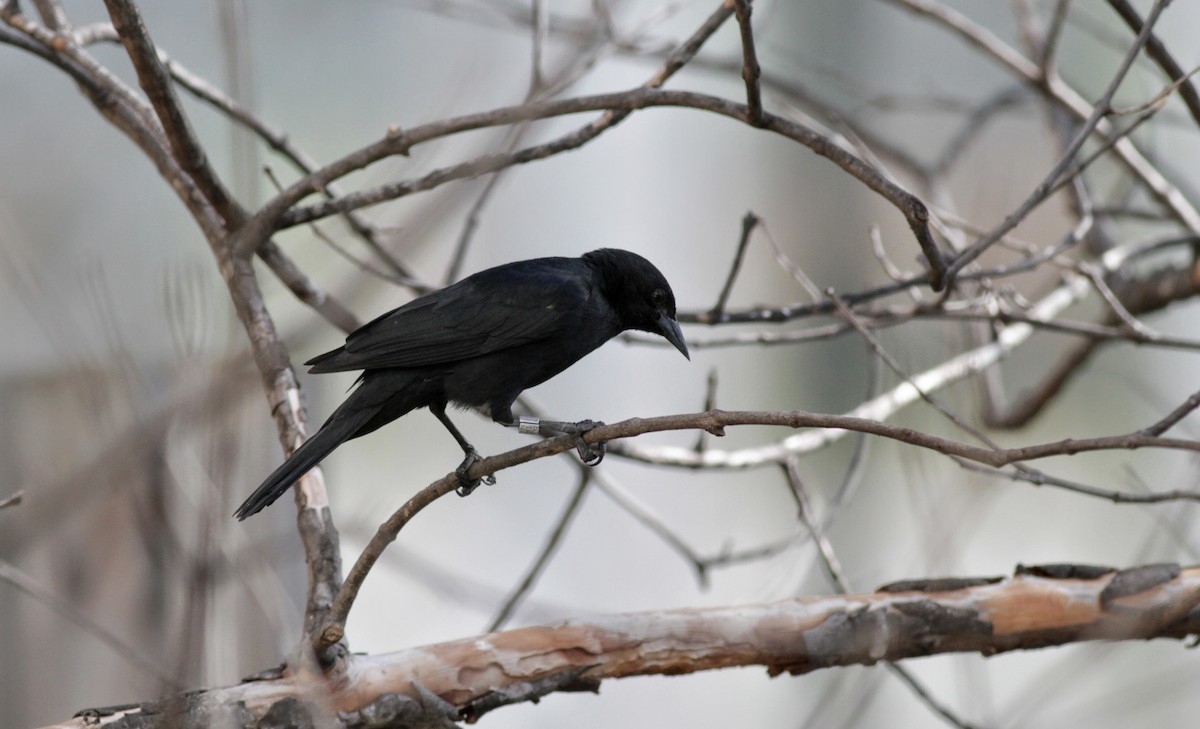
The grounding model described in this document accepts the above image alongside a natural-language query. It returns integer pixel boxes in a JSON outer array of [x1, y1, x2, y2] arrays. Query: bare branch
[[160, 55, 420, 284], [257, 241, 362, 333], [270, 88, 942, 285], [318, 402, 1200, 647], [888, 0, 1200, 236], [102, 0, 237, 219], [44, 563, 1200, 727], [232, 1, 739, 260], [937, 0, 1171, 281], [732, 0, 764, 125], [1105, 0, 1200, 128], [708, 212, 759, 320]]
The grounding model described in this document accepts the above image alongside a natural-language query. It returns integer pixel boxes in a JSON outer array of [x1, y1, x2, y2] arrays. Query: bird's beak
[[657, 313, 690, 360]]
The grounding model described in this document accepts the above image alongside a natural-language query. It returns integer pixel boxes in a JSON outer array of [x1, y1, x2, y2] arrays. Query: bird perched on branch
[[234, 248, 689, 520]]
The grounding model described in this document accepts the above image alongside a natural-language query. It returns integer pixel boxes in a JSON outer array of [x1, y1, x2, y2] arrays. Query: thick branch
[[44, 563, 1200, 728]]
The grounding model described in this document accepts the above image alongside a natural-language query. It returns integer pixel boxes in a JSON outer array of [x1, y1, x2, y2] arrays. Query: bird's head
[[584, 248, 689, 360]]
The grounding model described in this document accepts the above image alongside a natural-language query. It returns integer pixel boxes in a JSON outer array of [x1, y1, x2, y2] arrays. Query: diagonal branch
[[160, 54, 420, 284], [938, 0, 1171, 281], [102, 0, 237, 220], [887, 0, 1200, 238], [230, 0, 738, 261], [1, 8, 346, 647], [1105, 0, 1200, 128], [0, 558, 183, 690], [708, 212, 760, 320]]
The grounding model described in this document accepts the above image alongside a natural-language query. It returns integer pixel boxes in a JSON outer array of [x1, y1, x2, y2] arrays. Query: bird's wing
[[310, 261, 593, 371]]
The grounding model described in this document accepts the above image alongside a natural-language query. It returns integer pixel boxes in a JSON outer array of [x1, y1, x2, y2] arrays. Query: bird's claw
[[566, 420, 605, 466], [576, 439, 605, 465], [455, 449, 495, 497]]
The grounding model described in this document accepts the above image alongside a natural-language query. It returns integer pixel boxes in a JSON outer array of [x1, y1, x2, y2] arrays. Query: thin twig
[[258, 241, 362, 334], [1140, 388, 1200, 438], [731, 0, 763, 125], [887, 662, 984, 729], [29, 0, 67, 30], [955, 460, 1200, 504], [1077, 262, 1157, 339], [783, 459, 847, 592], [592, 472, 712, 586], [936, 0, 1171, 281], [1105, 0, 1200, 128], [260, 165, 428, 292], [826, 288, 1002, 451], [1039, 0, 1072, 71], [0, 490, 24, 510], [821, 355, 881, 526], [709, 212, 759, 320], [782, 459, 980, 729], [888, 0, 1200, 236]]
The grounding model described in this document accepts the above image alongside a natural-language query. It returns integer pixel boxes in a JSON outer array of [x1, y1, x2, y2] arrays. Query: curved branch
[[318, 403, 1200, 649], [229, 0, 739, 260], [267, 89, 940, 282]]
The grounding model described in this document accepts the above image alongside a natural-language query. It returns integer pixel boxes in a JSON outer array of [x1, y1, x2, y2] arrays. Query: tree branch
[[269, 88, 942, 285], [732, 0, 764, 125], [43, 563, 1200, 728], [316, 403, 1200, 649], [102, 0, 237, 219]]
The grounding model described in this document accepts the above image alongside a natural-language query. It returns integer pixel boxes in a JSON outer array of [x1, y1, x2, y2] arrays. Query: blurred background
[[3, 0, 1200, 726]]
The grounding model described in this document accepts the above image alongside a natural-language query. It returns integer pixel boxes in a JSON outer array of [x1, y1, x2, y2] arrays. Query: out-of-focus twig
[[0, 490, 23, 510]]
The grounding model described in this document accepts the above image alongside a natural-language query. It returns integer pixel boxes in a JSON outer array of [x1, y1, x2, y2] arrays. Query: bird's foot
[[513, 416, 607, 465], [455, 448, 495, 497], [559, 419, 606, 465]]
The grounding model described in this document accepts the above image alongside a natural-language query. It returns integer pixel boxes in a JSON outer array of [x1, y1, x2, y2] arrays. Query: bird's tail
[[234, 393, 382, 520]]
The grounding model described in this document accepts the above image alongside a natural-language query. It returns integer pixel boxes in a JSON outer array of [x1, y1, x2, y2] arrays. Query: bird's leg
[[511, 416, 606, 465], [430, 402, 495, 496]]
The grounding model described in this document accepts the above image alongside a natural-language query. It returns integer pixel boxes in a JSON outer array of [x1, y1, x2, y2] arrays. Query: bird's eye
[[651, 288, 667, 307]]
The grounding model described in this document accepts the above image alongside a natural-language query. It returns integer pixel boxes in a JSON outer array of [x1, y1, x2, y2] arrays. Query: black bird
[[234, 248, 689, 520]]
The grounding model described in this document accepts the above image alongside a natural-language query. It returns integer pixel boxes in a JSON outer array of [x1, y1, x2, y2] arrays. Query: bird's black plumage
[[234, 248, 688, 519]]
